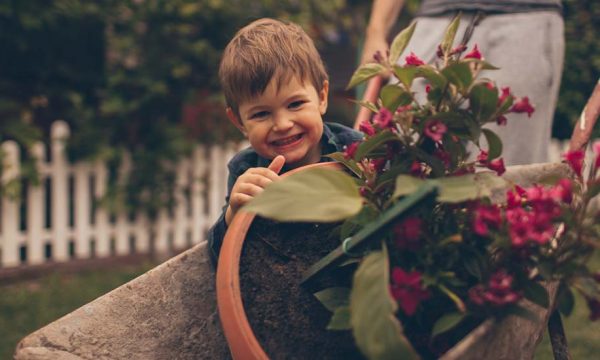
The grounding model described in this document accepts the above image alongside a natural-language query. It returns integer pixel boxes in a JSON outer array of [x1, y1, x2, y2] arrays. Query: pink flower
[[549, 178, 573, 204], [506, 189, 524, 209], [425, 84, 431, 93], [390, 267, 430, 316], [344, 141, 359, 160], [405, 52, 425, 66], [477, 150, 488, 164], [373, 108, 393, 129], [473, 204, 503, 236], [498, 87, 512, 105], [488, 158, 506, 176], [563, 149, 585, 177], [410, 161, 425, 177], [359, 120, 376, 136], [371, 158, 387, 172], [424, 120, 447, 142], [393, 217, 423, 251], [469, 270, 521, 307], [464, 44, 482, 60], [511, 97, 535, 117]]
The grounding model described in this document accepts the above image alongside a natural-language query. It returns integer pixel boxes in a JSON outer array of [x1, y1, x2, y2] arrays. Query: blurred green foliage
[[0, 0, 368, 215]]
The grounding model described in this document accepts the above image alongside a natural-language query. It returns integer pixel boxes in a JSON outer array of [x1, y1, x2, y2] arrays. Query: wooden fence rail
[[0, 120, 594, 270]]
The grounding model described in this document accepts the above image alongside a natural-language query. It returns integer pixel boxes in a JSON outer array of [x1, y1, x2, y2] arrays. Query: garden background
[[1, 0, 599, 358]]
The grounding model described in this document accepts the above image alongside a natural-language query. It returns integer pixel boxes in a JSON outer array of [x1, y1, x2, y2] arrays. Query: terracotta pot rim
[[216, 161, 342, 359]]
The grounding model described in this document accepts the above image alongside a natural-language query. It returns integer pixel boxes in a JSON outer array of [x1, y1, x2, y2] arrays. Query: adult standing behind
[[361, 0, 564, 166]]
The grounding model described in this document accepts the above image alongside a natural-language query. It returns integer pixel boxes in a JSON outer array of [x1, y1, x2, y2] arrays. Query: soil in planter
[[240, 217, 364, 360]]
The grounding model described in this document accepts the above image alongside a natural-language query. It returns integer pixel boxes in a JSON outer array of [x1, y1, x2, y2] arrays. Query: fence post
[[74, 160, 91, 260], [1, 140, 21, 266], [27, 142, 46, 264], [192, 145, 207, 244], [50, 121, 70, 261]]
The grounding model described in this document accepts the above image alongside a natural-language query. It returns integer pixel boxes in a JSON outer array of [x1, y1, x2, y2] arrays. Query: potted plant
[[217, 17, 600, 359]]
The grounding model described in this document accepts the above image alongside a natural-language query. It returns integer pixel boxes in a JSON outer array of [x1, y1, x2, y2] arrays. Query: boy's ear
[[318, 80, 329, 115], [226, 107, 247, 136]]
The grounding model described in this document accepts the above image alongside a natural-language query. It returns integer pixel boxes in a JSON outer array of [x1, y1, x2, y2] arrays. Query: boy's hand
[[225, 155, 285, 225]]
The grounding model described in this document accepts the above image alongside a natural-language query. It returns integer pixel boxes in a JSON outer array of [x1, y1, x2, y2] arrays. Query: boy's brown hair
[[219, 18, 328, 117]]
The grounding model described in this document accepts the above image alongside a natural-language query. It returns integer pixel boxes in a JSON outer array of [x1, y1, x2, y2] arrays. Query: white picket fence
[[0, 120, 595, 269], [0, 121, 246, 268]]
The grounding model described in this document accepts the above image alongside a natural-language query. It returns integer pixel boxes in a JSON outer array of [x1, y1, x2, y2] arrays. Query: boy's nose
[[272, 113, 294, 132]]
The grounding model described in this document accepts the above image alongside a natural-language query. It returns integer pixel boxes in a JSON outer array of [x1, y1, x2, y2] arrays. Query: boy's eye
[[289, 100, 305, 109], [250, 111, 269, 119]]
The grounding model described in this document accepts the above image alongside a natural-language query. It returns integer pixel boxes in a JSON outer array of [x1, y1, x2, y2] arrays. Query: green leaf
[[436, 172, 507, 203], [393, 175, 425, 198], [462, 58, 499, 70], [469, 83, 499, 123], [441, 62, 473, 92], [351, 247, 419, 359], [350, 98, 379, 113], [327, 152, 363, 177], [327, 306, 352, 330], [389, 22, 417, 64], [441, 14, 461, 56], [523, 281, 550, 309], [347, 63, 386, 89], [244, 167, 362, 222], [355, 130, 399, 160], [482, 129, 503, 161], [392, 66, 419, 88], [438, 284, 467, 313], [431, 312, 466, 338], [381, 85, 412, 112], [416, 66, 447, 88], [557, 282, 575, 317], [314, 287, 351, 312]]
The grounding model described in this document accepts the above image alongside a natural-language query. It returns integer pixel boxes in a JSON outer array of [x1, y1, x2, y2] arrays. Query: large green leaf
[[351, 248, 418, 359], [416, 66, 447, 89], [523, 281, 550, 309], [431, 312, 466, 338], [327, 152, 363, 177], [347, 63, 386, 89], [392, 65, 419, 88], [392, 175, 424, 198], [244, 167, 362, 222], [389, 22, 417, 64]]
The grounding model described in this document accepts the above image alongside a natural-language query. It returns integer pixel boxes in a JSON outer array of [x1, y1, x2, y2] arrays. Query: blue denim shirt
[[207, 122, 363, 266]]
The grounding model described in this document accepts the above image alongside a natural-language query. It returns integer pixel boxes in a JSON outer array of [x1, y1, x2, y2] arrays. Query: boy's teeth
[[273, 134, 301, 146]]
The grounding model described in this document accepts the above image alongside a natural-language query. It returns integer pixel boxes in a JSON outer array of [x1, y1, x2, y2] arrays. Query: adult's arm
[[360, 0, 406, 65]]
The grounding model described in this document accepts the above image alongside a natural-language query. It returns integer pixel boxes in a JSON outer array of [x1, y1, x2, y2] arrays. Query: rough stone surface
[[15, 242, 229, 360]]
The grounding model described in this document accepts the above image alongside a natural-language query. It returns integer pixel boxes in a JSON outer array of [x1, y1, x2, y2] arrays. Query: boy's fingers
[[268, 155, 285, 174]]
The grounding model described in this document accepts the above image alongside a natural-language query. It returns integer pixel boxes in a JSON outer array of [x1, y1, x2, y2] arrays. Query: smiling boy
[[207, 18, 363, 264]]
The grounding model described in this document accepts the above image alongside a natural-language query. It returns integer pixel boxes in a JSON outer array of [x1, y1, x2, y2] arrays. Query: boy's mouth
[[270, 134, 303, 147]]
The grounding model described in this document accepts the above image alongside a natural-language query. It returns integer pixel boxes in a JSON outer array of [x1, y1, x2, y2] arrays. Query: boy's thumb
[[268, 155, 285, 174]]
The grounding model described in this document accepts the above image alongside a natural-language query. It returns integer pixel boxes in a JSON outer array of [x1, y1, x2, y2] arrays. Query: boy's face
[[228, 76, 328, 169]]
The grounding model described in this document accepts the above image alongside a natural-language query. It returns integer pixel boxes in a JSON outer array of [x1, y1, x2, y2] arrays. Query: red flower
[[390, 267, 430, 316], [359, 120, 376, 136], [405, 52, 425, 66], [344, 141, 359, 160], [473, 204, 503, 236], [393, 217, 423, 251], [506, 188, 524, 209], [425, 84, 431, 93], [563, 149, 585, 177], [511, 97, 535, 117], [424, 120, 447, 142], [488, 158, 506, 176], [373, 108, 393, 129], [464, 44, 482, 60], [371, 158, 387, 172], [410, 160, 425, 177]]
